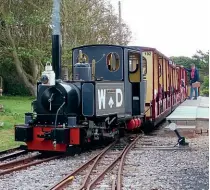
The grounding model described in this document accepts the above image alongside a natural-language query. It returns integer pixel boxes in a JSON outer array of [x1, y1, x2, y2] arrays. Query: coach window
[[158, 64, 162, 77], [107, 52, 120, 72], [142, 56, 147, 76], [129, 52, 139, 73]]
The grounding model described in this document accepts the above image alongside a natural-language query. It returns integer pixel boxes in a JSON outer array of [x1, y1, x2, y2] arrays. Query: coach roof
[[129, 46, 171, 61]]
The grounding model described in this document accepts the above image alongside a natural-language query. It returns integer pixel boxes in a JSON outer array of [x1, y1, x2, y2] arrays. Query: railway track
[[0, 154, 61, 176], [50, 133, 191, 190], [0, 147, 21, 155], [0, 149, 28, 162], [50, 135, 141, 190]]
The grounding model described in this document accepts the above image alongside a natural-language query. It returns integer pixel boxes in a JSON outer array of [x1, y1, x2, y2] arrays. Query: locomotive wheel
[[38, 151, 63, 157], [66, 145, 81, 156], [119, 128, 125, 137], [141, 120, 155, 134]]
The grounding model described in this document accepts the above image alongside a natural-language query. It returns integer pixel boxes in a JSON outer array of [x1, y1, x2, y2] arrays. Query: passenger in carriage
[[161, 84, 166, 99], [168, 85, 174, 94], [159, 84, 163, 99], [156, 83, 163, 101], [181, 79, 185, 87]]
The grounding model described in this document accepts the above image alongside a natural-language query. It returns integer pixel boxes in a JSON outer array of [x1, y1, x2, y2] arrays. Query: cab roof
[[72, 44, 172, 61], [72, 44, 141, 52]]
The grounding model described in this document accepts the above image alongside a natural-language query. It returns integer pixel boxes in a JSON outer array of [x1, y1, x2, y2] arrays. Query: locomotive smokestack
[[52, 0, 61, 79]]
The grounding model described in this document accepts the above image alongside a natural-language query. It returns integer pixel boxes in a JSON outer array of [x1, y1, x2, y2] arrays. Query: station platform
[[164, 97, 209, 137], [166, 96, 209, 121]]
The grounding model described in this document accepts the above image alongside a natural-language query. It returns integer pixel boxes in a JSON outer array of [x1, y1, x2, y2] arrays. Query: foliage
[[171, 50, 209, 96], [170, 56, 196, 67], [0, 96, 34, 150], [201, 76, 209, 96], [192, 50, 209, 76], [0, 0, 132, 96], [0, 58, 30, 95]]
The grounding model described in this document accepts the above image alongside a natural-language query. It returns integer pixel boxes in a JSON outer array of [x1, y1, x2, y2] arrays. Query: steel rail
[[0, 155, 60, 176], [0, 147, 21, 156], [86, 145, 129, 190], [50, 141, 117, 190], [116, 135, 141, 190], [78, 140, 118, 190], [50, 135, 142, 190], [86, 135, 141, 190], [0, 150, 28, 162]]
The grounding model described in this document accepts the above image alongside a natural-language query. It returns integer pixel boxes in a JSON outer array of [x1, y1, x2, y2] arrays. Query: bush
[[201, 89, 209, 96], [201, 76, 209, 96], [0, 58, 30, 96]]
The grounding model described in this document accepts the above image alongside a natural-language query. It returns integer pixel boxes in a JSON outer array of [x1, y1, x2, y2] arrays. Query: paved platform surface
[[165, 97, 209, 137], [166, 96, 209, 121], [180, 97, 209, 108]]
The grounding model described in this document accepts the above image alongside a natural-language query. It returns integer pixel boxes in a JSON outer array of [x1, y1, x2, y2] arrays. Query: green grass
[[0, 96, 34, 151]]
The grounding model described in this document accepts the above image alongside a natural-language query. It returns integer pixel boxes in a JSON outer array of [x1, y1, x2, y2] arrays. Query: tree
[[171, 50, 209, 96], [192, 50, 209, 76], [193, 50, 209, 96], [0, 0, 132, 96], [0, 0, 52, 95], [202, 76, 209, 96], [170, 56, 196, 68]]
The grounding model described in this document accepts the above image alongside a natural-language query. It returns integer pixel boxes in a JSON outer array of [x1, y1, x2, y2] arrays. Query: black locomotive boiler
[[14, 44, 147, 153]]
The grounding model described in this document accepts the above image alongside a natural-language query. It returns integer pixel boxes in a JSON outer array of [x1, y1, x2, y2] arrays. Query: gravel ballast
[[122, 135, 209, 190], [0, 134, 208, 190], [0, 151, 100, 190]]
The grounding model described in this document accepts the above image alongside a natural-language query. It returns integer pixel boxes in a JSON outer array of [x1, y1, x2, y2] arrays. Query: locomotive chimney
[[52, 0, 61, 79]]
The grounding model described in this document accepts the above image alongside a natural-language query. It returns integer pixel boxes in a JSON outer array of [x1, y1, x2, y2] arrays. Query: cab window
[[129, 52, 140, 73], [107, 52, 120, 72]]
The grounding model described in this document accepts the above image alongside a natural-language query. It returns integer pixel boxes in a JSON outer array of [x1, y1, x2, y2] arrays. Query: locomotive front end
[[15, 64, 84, 153]]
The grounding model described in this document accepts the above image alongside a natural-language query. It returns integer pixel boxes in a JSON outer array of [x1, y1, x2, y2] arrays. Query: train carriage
[[130, 46, 188, 126]]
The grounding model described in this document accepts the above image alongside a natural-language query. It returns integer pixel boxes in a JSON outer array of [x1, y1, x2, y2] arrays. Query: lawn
[[0, 96, 34, 151]]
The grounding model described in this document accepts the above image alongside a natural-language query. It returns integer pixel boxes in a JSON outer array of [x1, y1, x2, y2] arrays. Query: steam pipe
[[52, 0, 61, 79]]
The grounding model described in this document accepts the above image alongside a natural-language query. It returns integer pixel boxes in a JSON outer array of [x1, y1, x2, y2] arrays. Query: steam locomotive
[[14, 43, 188, 153]]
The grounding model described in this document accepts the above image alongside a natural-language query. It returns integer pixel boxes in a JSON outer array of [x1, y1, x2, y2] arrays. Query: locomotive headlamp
[[168, 121, 189, 146], [41, 75, 49, 84]]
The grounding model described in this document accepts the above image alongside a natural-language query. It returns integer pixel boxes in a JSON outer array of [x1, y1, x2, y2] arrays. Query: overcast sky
[[110, 0, 209, 57]]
